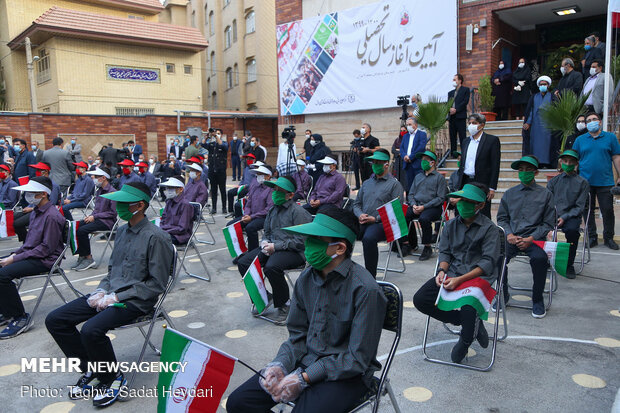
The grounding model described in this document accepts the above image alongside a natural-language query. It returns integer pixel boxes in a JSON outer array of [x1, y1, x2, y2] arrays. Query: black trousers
[[414, 277, 478, 344], [561, 216, 581, 266], [231, 156, 241, 180], [587, 186, 615, 241], [45, 296, 144, 383], [76, 219, 109, 257], [209, 170, 227, 211], [514, 103, 526, 118], [359, 223, 387, 278], [227, 217, 265, 251], [226, 373, 368, 413], [352, 158, 361, 188], [449, 117, 466, 153], [405, 206, 441, 246], [227, 188, 238, 213], [0, 258, 50, 318], [302, 203, 336, 215], [504, 243, 549, 303], [237, 248, 305, 308], [494, 106, 509, 121], [13, 211, 32, 242]]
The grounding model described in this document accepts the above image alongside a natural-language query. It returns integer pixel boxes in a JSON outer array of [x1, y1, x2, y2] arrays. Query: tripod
[[284, 140, 299, 176], [346, 142, 361, 189]]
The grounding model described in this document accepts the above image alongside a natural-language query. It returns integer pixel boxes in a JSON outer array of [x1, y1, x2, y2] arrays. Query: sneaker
[[491, 295, 509, 312], [0, 313, 31, 339], [71, 257, 85, 270], [419, 246, 433, 261], [251, 292, 273, 316], [589, 238, 598, 248], [566, 265, 576, 279], [92, 374, 126, 407], [273, 305, 290, 326], [476, 319, 489, 348], [399, 244, 412, 257], [604, 239, 619, 250], [0, 314, 8, 327], [75, 258, 96, 272], [532, 301, 546, 319], [450, 338, 469, 363], [69, 373, 100, 400]]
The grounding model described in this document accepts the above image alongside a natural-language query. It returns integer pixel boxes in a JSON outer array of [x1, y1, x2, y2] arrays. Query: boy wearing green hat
[[546, 150, 589, 278], [414, 182, 499, 363], [236, 176, 312, 324], [227, 206, 387, 413], [352, 149, 405, 277], [497, 155, 555, 318]]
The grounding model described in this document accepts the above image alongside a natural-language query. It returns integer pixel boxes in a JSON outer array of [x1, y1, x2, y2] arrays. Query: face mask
[[0, 140, 4, 144], [122, 167, 131, 175], [164, 188, 178, 199], [518, 63, 525, 68], [116, 202, 139, 221], [31, 145, 37, 151], [272, 190, 288, 205], [360, 128, 366, 135], [76, 169, 83, 176], [456, 200, 477, 219], [133, 166, 139, 172], [499, 64, 504, 70], [576, 122, 586, 131], [561, 163, 576, 173], [468, 124, 479, 136], [539, 85, 548, 93], [35, 170, 43, 177], [354, 137, 360, 140], [71, 140, 76, 145], [189, 171, 198, 180], [323, 165, 332, 173], [560, 66, 566, 76], [174, 142, 179, 146], [452, 81, 457, 88], [407, 125, 415, 134], [250, 141, 256, 147], [590, 67, 598, 76], [304, 237, 339, 271], [371, 163, 385, 176], [421, 159, 432, 171], [246, 160, 254, 166], [584, 44, 592, 51], [95, 160, 100, 165], [305, 134, 310, 139], [149, 159, 154, 164], [94, 178, 103, 188], [233, 136, 238, 140], [310, 140, 317, 147], [586, 120, 600, 133], [0, 172, 6, 180], [13, 145, 21, 152], [518, 170, 535, 185], [256, 175, 265, 184], [25, 192, 42, 206], [457, 160, 461, 168]]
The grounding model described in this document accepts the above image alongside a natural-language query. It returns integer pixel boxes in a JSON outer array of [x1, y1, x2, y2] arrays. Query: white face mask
[[189, 171, 197, 180], [149, 159, 154, 164], [452, 81, 458, 88], [233, 136, 238, 140], [164, 188, 178, 199], [360, 127, 366, 135], [25, 192, 42, 206], [256, 175, 265, 183], [576, 122, 586, 131], [95, 160, 100, 165], [590, 67, 598, 76], [407, 125, 415, 134], [305, 134, 310, 139], [560, 66, 566, 76], [310, 140, 317, 147], [323, 165, 332, 173], [499, 64, 504, 70], [518, 62, 525, 68], [93, 178, 103, 188], [468, 124, 480, 136]]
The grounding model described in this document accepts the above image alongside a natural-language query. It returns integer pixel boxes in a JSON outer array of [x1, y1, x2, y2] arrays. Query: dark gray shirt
[[98, 217, 174, 313], [407, 170, 447, 209], [546, 172, 589, 221], [262, 200, 312, 256], [353, 174, 404, 221], [438, 214, 500, 283], [497, 183, 555, 240], [273, 259, 387, 387]]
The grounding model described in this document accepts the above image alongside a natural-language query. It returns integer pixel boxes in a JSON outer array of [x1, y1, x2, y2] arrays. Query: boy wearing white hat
[[183, 163, 208, 206], [304, 156, 347, 214], [292, 159, 312, 201], [159, 176, 194, 244]]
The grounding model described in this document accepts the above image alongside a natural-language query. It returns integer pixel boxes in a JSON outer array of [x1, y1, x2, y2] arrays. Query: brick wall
[[275, 0, 302, 25]]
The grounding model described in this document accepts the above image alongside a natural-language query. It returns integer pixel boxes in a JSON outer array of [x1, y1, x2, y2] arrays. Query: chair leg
[[384, 380, 402, 413], [190, 241, 211, 282], [94, 232, 114, 269], [138, 325, 160, 354], [29, 276, 51, 322], [377, 242, 407, 280], [48, 278, 67, 303], [196, 218, 216, 245], [59, 270, 83, 298], [125, 319, 159, 390]]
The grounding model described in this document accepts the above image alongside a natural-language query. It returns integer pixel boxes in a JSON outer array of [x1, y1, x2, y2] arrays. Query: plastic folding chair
[[253, 263, 307, 326], [175, 202, 211, 282], [408, 202, 448, 256], [90, 218, 121, 269], [195, 202, 217, 245], [422, 225, 508, 372], [114, 246, 178, 390], [376, 240, 406, 281]]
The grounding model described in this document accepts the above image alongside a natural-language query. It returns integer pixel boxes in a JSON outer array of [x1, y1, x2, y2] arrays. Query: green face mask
[[421, 159, 431, 171], [371, 163, 385, 176], [456, 200, 477, 219], [561, 163, 575, 173], [518, 170, 536, 185], [304, 237, 338, 271], [272, 190, 287, 206], [116, 202, 138, 221]]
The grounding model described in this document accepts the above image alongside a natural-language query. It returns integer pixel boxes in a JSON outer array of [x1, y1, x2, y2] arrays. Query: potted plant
[[539, 89, 589, 153], [478, 74, 496, 121], [416, 96, 454, 152]]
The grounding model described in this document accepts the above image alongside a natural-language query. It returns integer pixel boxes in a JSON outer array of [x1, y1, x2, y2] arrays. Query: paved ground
[[1, 181, 619, 413]]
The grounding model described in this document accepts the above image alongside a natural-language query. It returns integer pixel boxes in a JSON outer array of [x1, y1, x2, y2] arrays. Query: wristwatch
[[436, 267, 446, 276]]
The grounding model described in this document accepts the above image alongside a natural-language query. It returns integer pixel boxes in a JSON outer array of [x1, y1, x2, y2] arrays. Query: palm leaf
[[416, 96, 453, 152], [539, 90, 589, 152]]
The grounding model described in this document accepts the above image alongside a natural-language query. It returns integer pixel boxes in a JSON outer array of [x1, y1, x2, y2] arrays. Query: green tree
[[539, 90, 589, 152], [416, 96, 453, 152]]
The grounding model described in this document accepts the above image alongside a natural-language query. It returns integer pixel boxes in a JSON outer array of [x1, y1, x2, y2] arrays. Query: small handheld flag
[[242, 256, 268, 314], [223, 221, 247, 258], [377, 198, 408, 243], [533, 240, 570, 277]]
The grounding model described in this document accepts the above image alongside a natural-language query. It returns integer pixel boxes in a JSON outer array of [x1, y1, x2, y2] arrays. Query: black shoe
[[419, 246, 432, 261], [399, 244, 412, 257], [225, 212, 234, 218], [604, 239, 619, 250], [476, 319, 489, 348], [69, 373, 100, 400], [352, 187, 360, 191], [431, 233, 438, 244], [221, 209, 227, 214], [589, 238, 599, 248], [451, 338, 469, 363], [232, 253, 244, 266], [566, 265, 576, 279], [532, 301, 546, 319], [0, 314, 8, 327], [210, 208, 217, 215]]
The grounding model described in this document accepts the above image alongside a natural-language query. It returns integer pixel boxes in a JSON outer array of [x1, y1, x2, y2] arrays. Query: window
[[247, 104, 257, 111], [209, 11, 214, 36], [226, 67, 233, 89], [212, 92, 217, 108], [210, 51, 215, 74], [36, 49, 51, 84], [184, 65, 193, 75], [116, 107, 154, 116], [246, 59, 256, 82], [232, 19, 237, 42], [204, 4, 208, 30], [245, 11, 255, 34], [191, 10, 196, 27], [166, 63, 175, 73], [233, 63, 239, 85], [128, 15, 145, 20], [224, 26, 232, 49]]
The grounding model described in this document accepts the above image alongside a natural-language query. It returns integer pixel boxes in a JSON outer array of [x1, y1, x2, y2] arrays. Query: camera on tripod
[[397, 95, 411, 122], [282, 125, 296, 145]]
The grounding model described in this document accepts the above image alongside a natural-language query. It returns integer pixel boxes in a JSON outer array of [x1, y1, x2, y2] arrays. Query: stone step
[[486, 120, 523, 128]]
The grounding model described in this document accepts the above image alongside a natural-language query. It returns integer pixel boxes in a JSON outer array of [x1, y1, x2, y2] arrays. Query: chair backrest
[[189, 202, 202, 223], [151, 245, 178, 315], [495, 225, 507, 285], [374, 281, 402, 407]]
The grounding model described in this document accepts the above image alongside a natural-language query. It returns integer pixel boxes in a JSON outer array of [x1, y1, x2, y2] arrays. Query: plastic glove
[[96, 293, 119, 312], [273, 368, 309, 403], [519, 80, 525, 87], [262, 243, 275, 256], [87, 289, 106, 308], [260, 240, 269, 249], [258, 362, 286, 396]]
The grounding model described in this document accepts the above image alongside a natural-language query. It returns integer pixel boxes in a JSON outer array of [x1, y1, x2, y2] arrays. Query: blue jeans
[[62, 201, 87, 221]]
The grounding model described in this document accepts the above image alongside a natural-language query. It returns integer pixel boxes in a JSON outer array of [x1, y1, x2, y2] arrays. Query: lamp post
[[25, 37, 38, 113]]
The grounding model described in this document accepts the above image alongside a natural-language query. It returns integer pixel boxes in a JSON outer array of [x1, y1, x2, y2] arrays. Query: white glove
[[272, 368, 309, 403], [96, 293, 119, 312], [514, 86, 521, 92], [87, 289, 106, 308], [259, 362, 286, 398], [519, 80, 525, 87]]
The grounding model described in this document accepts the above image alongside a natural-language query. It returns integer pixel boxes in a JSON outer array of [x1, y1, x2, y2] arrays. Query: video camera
[[397, 95, 410, 122], [282, 125, 296, 145]]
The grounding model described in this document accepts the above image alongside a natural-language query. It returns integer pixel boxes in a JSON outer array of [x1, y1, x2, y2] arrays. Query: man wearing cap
[[12, 138, 36, 180], [414, 182, 499, 363], [227, 155, 257, 215], [497, 155, 555, 318], [159, 177, 194, 244], [237, 176, 312, 324], [405, 150, 447, 261], [304, 156, 347, 214], [546, 150, 589, 277], [0, 164, 19, 210], [71, 167, 117, 271], [353, 149, 405, 277], [136, 161, 157, 197], [0, 176, 65, 338], [400, 117, 428, 191], [292, 159, 312, 202], [227, 166, 274, 252], [116, 159, 141, 189], [183, 163, 209, 205], [205, 131, 228, 214], [227, 207, 386, 412], [42, 137, 74, 194], [62, 161, 95, 221], [46, 182, 174, 407]]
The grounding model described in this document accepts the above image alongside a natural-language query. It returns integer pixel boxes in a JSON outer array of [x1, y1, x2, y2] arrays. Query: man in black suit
[[169, 137, 184, 160], [457, 113, 501, 218], [448, 73, 471, 155], [555, 58, 583, 97]]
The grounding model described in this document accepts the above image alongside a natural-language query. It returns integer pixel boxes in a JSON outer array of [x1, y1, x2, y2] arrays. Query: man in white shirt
[[581, 59, 612, 116], [276, 135, 297, 177]]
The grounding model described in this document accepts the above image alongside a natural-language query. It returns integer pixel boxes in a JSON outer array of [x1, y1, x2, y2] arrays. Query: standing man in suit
[[230, 133, 242, 181], [555, 58, 583, 97], [31, 141, 43, 162], [127, 140, 142, 163], [399, 117, 428, 192], [581, 60, 613, 117], [65, 138, 82, 163], [448, 73, 470, 155], [169, 138, 184, 160], [42, 137, 74, 194], [458, 113, 501, 218]]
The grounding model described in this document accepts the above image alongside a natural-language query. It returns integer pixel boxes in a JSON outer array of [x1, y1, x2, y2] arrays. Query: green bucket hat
[[415, 150, 438, 161], [264, 177, 296, 193], [452, 150, 461, 158], [100, 184, 151, 203], [365, 151, 390, 162], [510, 155, 539, 170], [447, 184, 487, 203], [559, 149, 579, 160], [283, 213, 357, 245]]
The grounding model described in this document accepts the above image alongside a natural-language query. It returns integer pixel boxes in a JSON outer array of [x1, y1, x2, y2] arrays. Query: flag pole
[[434, 270, 447, 306]]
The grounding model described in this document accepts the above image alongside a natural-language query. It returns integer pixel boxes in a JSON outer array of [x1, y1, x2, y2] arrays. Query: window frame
[[246, 59, 257, 83], [245, 10, 255, 34]]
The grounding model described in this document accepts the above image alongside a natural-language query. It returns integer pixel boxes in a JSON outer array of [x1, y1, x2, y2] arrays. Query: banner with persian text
[[276, 0, 457, 115]]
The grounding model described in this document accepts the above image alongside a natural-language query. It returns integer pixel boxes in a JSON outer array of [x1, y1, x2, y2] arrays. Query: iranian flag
[[436, 277, 496, 320], [0, 209, 15, 237], [223, 221, 247, 258], [239, 198, 247, 215], [157, 328, 236, 413], [377, 198, 408, 243], [242, 256, 268, 314], [151, 217, 161, 227], [68, 220, 79, 254], [533, 240, 570, 277]]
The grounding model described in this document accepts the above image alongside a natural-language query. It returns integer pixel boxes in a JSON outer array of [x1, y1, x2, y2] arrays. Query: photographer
[[276, 127, 297, 177], [350, 129, 362, 190], [359, 123, 380, 182]]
